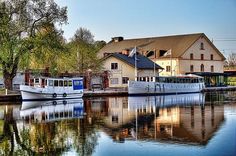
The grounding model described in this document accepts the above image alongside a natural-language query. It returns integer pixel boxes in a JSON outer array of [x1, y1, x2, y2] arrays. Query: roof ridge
[[118, 33, 204, 42]]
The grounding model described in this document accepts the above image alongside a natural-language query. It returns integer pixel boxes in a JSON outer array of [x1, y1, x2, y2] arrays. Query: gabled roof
[[99, 33, 225, 60], [104, 53, 163, 70]]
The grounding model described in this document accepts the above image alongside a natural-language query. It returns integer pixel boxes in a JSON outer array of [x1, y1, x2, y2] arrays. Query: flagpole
[[170, 49, 172, 76], [134, 46, 137, 81], [153, 61, 156, 82]]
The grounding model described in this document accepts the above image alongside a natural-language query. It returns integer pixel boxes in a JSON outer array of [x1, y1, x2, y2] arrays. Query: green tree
[[68, 27, 105, 73], [0, 0, 67, 89]]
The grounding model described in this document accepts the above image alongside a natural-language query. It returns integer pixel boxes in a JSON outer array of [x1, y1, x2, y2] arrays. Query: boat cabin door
[[73, 79, 83, 90]]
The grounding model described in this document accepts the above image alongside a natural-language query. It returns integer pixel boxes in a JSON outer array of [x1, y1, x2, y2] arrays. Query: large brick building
[[99, 33, 226, 86]]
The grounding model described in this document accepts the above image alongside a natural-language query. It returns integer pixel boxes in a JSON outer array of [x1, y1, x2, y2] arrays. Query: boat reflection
[[20, 99, 84, 123]]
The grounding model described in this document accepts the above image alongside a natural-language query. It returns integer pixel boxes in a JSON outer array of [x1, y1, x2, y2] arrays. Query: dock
[[0, 86, 236, 103]]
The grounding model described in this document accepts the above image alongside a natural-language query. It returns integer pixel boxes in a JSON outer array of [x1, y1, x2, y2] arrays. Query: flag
[[164, 49, 171, 56], [129, 46, 136, 57]]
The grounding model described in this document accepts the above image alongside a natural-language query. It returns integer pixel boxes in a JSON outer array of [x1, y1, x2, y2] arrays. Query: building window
[[200, 42, 204, 50], [211, 54, 214, 60], [166, 66, 171, 72], [201, 64, 204, 72], [201, 54, 204, 60], [211, 65, 214, 72], [190, 53, 194, 60], [122, 77, 129, 84], [190, 65, 194, 72], [112, 115, 118, 123], [110, 78, 118, 84], [111, 63, 118, 70]]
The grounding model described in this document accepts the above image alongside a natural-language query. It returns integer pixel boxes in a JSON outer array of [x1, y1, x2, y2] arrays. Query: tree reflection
[[0, 105, 101, 155], [0, 106, 36, 156], [75, 118, 101, 156]]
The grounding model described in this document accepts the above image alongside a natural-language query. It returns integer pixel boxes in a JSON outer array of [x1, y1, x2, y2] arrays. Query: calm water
[[0, 92, 236, 156]]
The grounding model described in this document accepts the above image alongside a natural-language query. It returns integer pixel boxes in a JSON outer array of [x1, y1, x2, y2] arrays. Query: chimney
[[122, 49, 129, 56], [112, 36, 124, 42]]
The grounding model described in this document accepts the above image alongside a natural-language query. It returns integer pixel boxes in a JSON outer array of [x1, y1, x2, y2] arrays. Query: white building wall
[[103, 57, 159, 87], [156, 37, 224, 76], [180, 37, 224, 73]]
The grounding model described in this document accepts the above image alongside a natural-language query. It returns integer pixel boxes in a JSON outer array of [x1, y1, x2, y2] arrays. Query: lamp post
[[87, 69, 92, 90]]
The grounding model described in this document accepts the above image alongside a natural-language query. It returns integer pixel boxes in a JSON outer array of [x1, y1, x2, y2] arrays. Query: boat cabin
[[28, 77, 83, 89], [155, 76, 204, 83], [136, 75, 204, 83]]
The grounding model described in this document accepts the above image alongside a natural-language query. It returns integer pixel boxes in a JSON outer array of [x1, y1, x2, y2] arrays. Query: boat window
[[159, 77, 165, 83], [172, 78, 175, 83], [69, 111, 72, 117], [54, 80, 59, 87], [60, 112, 64, 118], [35, 78, 39, 83], [199, 78, 203, 83], [64, 112, 68, 117], [69, 80, 72, 86], [183, 78, 187, 83], [55, 112, 59, 118], [49, 80, 53, 86], [186, 78, 190, 83], [64, 81, 68, 87], [49, 113, 54, 119], [59, 80, 63, 87]]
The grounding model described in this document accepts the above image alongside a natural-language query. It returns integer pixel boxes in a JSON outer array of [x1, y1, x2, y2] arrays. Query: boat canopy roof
[[157, 74, 203, 78], [31, 77, 83, 80]]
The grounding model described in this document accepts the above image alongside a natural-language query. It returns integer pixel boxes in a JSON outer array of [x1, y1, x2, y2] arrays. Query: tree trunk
[[3, 74, 14, 90]]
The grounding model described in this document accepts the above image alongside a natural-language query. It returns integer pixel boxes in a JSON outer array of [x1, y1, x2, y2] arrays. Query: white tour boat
[[128, 74, 205, 95], [20, 77, 83, 101]]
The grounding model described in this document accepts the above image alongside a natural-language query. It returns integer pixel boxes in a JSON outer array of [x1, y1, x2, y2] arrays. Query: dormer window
[[200, 42, 204, 50], [146, 51, 155, 58]]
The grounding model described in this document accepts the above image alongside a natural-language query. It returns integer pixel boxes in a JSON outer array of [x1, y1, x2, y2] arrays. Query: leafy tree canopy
[[0, 0, 68, 89]]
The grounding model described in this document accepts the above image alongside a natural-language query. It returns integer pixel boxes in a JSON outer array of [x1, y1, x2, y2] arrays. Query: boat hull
[[20, 85, 83, 101], [21, 90, 83, 101], [128, 81, 205, 95]]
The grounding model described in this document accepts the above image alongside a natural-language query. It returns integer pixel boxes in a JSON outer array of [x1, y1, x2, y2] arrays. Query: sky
[[55, 0, 236, 56]]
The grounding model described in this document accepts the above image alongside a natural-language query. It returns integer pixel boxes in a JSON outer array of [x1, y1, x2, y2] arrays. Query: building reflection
[[83, 93, 224, 145]]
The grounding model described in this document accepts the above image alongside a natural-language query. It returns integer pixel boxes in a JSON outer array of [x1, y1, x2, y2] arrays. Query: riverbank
[[1, 86, 236, 103]]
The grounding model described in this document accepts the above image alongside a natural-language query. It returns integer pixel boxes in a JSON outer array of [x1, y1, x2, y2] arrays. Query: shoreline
[[1, 86, 236, 103]]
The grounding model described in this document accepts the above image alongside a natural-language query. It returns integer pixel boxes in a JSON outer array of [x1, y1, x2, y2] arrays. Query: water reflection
[[0, 92, 235, 156], [21, 99, 84, 123], [97, 93, 223, 145]]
